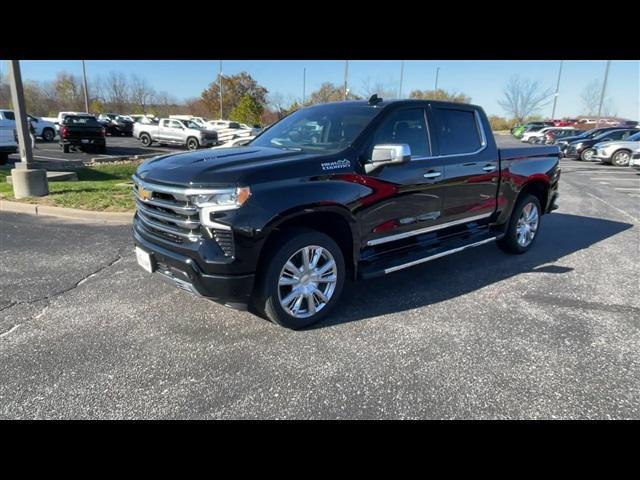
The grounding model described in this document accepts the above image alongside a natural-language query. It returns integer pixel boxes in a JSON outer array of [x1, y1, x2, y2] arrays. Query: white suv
[[0, 109, 57, 142]]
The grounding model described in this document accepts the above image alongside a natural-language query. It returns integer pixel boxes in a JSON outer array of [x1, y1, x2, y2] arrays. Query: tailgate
[[66, 126, 104, 139]]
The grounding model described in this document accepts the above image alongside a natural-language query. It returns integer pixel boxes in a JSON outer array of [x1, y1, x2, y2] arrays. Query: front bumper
[[592, 149, 613, 162], [630, 153, 640, 168], [133, 221, 255, 309]]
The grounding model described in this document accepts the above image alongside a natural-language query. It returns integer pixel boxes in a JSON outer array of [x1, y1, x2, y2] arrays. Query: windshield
[[625, 132, 640, 141], [250, 103, 382, 152], [182, 120, 201, 129], [65, 116, 101, 126]]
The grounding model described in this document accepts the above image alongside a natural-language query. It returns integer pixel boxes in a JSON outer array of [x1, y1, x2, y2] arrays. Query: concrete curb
[[1, 199, 133, 224], [88, 153, 160, 164]]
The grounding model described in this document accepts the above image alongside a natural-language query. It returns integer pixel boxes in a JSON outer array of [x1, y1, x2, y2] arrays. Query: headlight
[[190, 186, 251, 209], [189, 186, 251, 228]]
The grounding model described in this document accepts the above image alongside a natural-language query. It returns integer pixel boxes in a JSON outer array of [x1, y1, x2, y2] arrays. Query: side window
[[161, 119, 170, 128], [4, 111, 15, 120], [621, 131, 633, 139], [370, 108, 430, 158], [435, 108, 483, 155], [170, 120, 182, 129]]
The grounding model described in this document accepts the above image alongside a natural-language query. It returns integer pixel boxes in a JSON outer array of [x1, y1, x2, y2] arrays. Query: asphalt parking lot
[[1, 136, 638, 419], [6, 135, 183, 165]]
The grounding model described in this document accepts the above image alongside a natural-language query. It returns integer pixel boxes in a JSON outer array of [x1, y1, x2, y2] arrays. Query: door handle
[[482, 165, 497, 172], [423, 171, 442, 179]]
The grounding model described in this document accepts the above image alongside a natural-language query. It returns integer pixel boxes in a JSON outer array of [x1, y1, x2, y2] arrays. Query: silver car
[[592, 131, 640, 166]]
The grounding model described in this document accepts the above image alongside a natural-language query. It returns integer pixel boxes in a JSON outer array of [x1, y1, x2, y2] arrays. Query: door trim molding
[[367, 212, 493, 246]]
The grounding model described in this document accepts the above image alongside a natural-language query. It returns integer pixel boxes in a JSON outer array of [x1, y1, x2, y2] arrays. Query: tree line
[[0, 69, 619, 129]]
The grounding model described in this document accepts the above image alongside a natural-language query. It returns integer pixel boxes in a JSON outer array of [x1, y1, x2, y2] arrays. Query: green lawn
[[0, 163, 138, 212]]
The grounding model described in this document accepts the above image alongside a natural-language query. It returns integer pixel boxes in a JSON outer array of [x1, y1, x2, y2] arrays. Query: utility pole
[[596, 60, 611, 128], [7, 60, 48, 198], [551, 60, 563, 120], [219, 60, 223, 119], [434, 67, 440, 92], [81, 60, 89, 113], [398, 61, 404, 99], [302, 67, 306, 105], [343, 60, 349, 101]]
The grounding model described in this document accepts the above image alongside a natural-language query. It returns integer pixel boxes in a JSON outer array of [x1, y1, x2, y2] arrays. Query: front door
[[358, 107, 447, 248]]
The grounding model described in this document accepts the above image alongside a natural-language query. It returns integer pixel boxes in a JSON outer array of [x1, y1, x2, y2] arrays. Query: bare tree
[[498, 76, 554, 123], [360, 77, 397, 100], [129, 74, 156, 114], [580, 80, 616, 117], [102, 71, 130, 113]]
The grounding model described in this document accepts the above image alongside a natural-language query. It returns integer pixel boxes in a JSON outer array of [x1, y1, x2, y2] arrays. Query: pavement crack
[[2, 254, 124, 317]]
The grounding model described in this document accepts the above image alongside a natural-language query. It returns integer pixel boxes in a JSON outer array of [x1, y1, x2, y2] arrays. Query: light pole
[[434, 67, 440, 92], [7, 60, 48, 198], [343, 60, 349, 101], [596, 60, 611, 128], [398, 61, 404, 99], [302, 67, 306, 105], [219, 60, 223, 119], [551, 60, 563, 120], [81, 60, 89, 113]]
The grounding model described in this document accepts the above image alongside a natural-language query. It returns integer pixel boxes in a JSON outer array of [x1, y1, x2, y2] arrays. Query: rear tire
[[42, 128, 55, 142], [497, 194, 542, 254], [62, 144, 70, 153], [253, 228, 345, 329], [611, 150, 631, 167]]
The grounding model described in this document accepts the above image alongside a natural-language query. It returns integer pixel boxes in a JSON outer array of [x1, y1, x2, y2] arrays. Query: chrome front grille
[[132, 176, 202, 243]]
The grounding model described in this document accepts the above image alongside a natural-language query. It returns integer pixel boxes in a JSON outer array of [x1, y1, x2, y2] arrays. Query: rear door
[[430, 105, 499, 224]]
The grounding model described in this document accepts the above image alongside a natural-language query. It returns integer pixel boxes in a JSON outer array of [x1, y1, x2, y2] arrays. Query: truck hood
[[136, 146, 324, 186]]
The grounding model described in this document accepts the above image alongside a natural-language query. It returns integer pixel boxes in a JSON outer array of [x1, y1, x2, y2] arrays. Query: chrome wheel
[[516, 202, 539, 247], [277, 245, 338, 319], [581, 148, 595, 161]]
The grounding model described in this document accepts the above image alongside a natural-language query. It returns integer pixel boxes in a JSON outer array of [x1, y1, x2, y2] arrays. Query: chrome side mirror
[[365, 144, 411, 173]]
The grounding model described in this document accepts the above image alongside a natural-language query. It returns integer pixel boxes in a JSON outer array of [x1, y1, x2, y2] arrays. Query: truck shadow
[[313, 213, 634, 329]]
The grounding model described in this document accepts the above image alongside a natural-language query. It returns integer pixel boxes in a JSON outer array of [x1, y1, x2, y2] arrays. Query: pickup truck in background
[[0, 119, 17, 165], [133, 118, 218, 150], [59, 114, 107, 153], [0, 109, 57, 142], [132, 97, 560, 329]]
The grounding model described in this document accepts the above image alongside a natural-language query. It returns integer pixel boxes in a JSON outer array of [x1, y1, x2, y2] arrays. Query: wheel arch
[[518, 179, 549, 213], [256, 206, 359, 280]]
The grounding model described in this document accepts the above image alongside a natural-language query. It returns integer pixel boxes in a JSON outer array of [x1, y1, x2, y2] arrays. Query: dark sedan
[[98, 114, 134, 136], [564, 128, 640, 161]]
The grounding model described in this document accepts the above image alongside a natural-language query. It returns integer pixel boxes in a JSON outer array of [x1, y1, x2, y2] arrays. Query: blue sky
[[4, 60, 639, 119]]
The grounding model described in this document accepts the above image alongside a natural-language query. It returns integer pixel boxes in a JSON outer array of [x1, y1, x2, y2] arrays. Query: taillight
[[61, 126, 68, 137]]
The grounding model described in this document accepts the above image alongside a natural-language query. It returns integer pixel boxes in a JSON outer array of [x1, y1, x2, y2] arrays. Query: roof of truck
[[304, 98, 483, 110]]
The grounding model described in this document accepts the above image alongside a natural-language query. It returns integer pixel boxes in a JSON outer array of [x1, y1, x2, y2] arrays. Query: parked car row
[[560, 128, 640, 166], [512, 118, 638, 139]]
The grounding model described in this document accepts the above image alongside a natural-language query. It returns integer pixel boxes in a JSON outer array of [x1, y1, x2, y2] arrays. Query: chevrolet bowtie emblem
[[139, 187, 152, 201]]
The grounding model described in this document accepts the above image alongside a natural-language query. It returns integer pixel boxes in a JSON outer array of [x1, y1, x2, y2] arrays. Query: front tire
[[611, 150, 631, 167], [186, 137, 199, 150], [140, 133, 152, 147], [580, 148, 595, 162], [254, 229, 345, 329], [497, 194, 542, 254]]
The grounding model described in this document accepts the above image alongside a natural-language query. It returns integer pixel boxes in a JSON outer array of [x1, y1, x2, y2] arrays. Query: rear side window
[[370, 108, 430, 157], [3, 111, 15, 120], [434, 108, 483, 155]]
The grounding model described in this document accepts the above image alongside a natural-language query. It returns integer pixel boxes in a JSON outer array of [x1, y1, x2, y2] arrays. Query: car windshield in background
[[250, 103, 382, 153], [626, 132, 640, 141], [182, 121, 201, 129], [65, 116, 101, 126]]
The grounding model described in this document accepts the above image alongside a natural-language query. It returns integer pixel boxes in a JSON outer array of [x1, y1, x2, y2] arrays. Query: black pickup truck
[[59, 114, 107, 153], [132, 97, 560, 329]]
